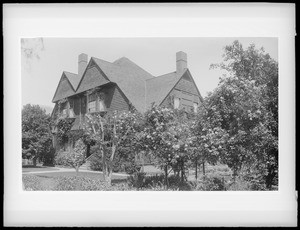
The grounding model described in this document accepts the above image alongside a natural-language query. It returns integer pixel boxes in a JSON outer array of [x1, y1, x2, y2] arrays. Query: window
[[88, 101, 96, 113], [99, 99, 105, 111], [174, 97, 180, 109], [88, 93, 96, 113], [193, 102, 198, 113]]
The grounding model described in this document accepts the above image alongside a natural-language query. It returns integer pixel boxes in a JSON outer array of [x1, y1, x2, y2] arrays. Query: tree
[[63, 139, 86, 175], [190, 102, 228, 178], [140, 106, 190, 187], [208, 40, 278, 188], [84, 110, 142, 185], [22, 104, 53, 166]]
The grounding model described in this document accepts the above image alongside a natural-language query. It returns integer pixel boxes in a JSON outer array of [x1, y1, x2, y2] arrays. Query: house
[[51, 51, 203, 158]]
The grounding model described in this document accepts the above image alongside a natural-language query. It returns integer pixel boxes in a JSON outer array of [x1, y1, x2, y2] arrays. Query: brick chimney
[[78, 53, 88, 77], [176, 51, 187, 73]]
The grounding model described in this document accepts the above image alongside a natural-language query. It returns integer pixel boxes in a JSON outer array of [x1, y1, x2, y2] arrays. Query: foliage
[[22, 104, 53, 165], [22, 175, 43, 190], [84, 110, 143, 185], [192, 175, 227, 191], [64, 139, 86, 173], [55, 117, 74, 145], [206, 40, 278, 188], [127, 172, 147, 189]]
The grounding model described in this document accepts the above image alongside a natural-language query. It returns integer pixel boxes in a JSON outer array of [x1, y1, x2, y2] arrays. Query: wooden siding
[[53, 76, 75, 101], [160, 75, 201, 108], [107, 86, 130, 112], [175, 76, 199, 96], [76, 66, 110, 94]]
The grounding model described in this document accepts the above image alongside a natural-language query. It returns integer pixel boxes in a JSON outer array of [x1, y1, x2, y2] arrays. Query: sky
[[21, 37, 278, 111]]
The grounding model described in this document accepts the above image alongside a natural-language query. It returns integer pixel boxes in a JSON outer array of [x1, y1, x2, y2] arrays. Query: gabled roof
[[64, 71, 81, 90], [113, 57, 153, 80], [92, 57, 148, 112], [52, 73, 76, 102], [52, 54, 202, 113], [146, 71, 183, 108]]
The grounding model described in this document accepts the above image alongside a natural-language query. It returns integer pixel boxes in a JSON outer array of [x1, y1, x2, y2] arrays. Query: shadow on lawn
[[111, 178, 128, 185], [22, 165, 55, 168]]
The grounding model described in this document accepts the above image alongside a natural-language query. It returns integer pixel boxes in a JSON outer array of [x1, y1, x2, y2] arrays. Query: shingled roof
[[92, 57, 149, 112], [146, 71, 183, 108], [64, 71, 81, 90], [52, 73, 76, 102], [52, 53, 201, 112]]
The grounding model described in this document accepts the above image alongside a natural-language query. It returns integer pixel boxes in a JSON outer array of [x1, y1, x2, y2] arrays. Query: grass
[[22, 171, 129, 191], [22, 165, 59, 173]]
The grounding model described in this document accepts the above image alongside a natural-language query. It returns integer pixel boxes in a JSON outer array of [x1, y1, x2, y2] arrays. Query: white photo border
[[3, 3, 296, 227]]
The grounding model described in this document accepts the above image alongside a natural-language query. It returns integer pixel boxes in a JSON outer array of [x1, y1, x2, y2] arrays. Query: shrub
[[54, 150, 70, 167], [89, 148, 140, 174], [127, 172, 147, 189], [23, 175, 42, 190], [193, 175, 227, 191], [54, 176, 131, 191]]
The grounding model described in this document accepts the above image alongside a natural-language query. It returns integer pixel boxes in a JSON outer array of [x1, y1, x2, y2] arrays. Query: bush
[[54, 176, 131, 191], [23, 175, 42, 190], [127, 172, 147, 189], [193, 175, 227, 191], [127, 173, 193, 191], [89, 148, 140, 174], [54, 150, 70, 167]]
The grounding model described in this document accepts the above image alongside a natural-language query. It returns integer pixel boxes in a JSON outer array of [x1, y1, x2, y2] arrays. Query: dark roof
[[52, 55, 201, 113], [52, 73, 76, 102], [64, 71, 81, 90], [113, 57, 153, 80], [146, 71, 183, 108], [92, 57, 148, 112]]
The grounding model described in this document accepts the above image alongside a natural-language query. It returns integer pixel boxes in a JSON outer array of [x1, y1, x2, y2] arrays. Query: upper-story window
[[193, 102, 198, 113], [88, 93, 96, 113], [99, 99, 105, 111], [174, 97, 180, 109]]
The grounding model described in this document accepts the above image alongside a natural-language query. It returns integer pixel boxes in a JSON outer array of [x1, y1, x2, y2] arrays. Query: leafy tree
[[208, 40, 278, 188], [22, 104, 53, 166], [140, 106, 192, 187], [63, 139, 86, 175], [190, 103, 229, 178], [84, 110, 142, 185]]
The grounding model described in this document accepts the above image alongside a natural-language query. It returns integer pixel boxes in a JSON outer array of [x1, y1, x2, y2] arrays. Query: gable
[[174, 71, 199, 96], [160, 70, 202, 107], [52, 74, 75, 102], [145, 72, 181, 109], [75, 63, 110, 94]]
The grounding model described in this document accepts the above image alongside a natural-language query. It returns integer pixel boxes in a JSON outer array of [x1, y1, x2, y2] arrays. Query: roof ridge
[[63, 71, 77, 76], [146, 71, 177, 81]]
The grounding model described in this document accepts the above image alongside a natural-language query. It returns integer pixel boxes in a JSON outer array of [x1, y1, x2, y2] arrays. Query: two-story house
[[51, 51, 203, 157]]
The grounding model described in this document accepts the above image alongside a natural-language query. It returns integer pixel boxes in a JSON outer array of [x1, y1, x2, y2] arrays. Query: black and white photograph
[[21, 37, 279, 192], [4, 3, 296, 227]]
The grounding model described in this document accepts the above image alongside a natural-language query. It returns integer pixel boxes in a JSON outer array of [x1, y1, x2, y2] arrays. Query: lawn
[[22, 165, 60, 173], [22, 171, 129, 191]]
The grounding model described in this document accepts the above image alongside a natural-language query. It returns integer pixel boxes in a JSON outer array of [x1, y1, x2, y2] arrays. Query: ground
[[22, 163, 233, 191]]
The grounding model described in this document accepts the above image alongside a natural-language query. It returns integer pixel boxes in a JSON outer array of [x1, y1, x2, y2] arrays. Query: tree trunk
[[164, 165, 168, 189], [105, 161, 113, 186], [101, 146, 107, 180], [180, 160, 184, 183], [195, 160, 198, 180], [202, 161, 205, 176], [75, 165, 79, 176], [33, 157, 37, 167]]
